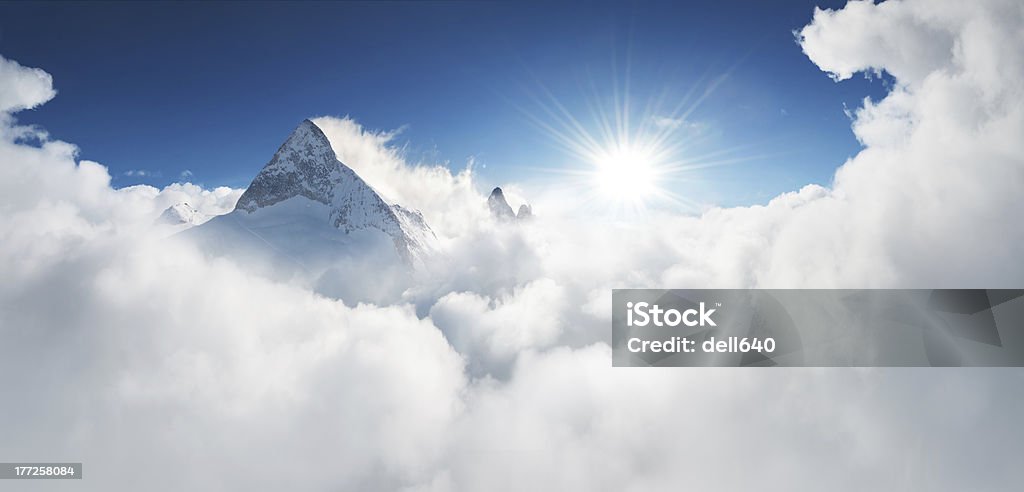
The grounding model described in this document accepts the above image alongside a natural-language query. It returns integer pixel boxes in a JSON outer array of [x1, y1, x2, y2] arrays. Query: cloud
[[1, 234, 466, 489], [652, 116, 706, 133], [784, 0, 1024, 288], [0, 54, 56, 113], [796, 0, 954, 84], [430, 278, 566, 376], [436, 348, 1024, 491], [312, 116, 488, 240], [2, 0, 1024, 489]]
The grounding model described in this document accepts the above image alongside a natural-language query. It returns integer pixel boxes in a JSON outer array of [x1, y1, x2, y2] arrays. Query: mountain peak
[[157, 202, 201, 225], [516, 203, 532, 220], [488, 187, 515, 220], [234, 120, 340, 213], [226, 119, 437, 266], [286, 119, 330, 151]]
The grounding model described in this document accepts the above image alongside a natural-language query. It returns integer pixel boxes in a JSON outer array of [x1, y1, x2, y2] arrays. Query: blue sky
[[1, 0, 889, 207]]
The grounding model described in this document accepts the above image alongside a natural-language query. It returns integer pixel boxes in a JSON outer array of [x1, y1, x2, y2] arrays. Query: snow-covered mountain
[[157, 202, 203, 226], [190, 120, 438, 273]]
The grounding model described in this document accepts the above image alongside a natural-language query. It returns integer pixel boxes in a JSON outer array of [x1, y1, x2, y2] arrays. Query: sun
[[516, 69, 740, 214], [516, 87, 701, 213], [592, 146, 659, 201]]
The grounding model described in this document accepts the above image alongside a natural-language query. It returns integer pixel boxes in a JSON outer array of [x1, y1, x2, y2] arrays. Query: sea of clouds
[[2, 0, 1023, 490]]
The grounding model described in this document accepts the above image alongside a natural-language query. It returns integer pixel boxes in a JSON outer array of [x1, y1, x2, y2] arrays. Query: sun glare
[[518, 88, 706, 214], [517, 66, 745, 215], [593, 146, 658, 201]]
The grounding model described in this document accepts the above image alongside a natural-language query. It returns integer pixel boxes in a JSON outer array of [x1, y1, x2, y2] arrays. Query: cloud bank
[[2, 0, 1024, 489]]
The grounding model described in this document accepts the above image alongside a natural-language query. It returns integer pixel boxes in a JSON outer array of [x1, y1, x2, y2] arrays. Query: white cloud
[[796, 0, 955, 85], [0, 54, 56, 113], [2, 0, 1024, 489], [312, 116, 488, 240], [436, 347, 1024, 491], [785, 0, 1024, 288], [430, 278, 566, 375], [1, 233, 466, 489], [652, 116, 706, 133]]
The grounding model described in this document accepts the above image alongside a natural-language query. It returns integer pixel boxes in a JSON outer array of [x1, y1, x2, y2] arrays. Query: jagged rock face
[[516, 203, 532, 220], [233, 119, 437, 266], [488, 187, 515, 221], [158, 202, 200, 225]]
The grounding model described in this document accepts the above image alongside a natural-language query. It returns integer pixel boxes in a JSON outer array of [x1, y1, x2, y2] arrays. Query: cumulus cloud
[[436, 348, 1024, 491], [786, 0, 1024, 288], [0, 54, 56, 113], [2, 0, 1024, 489], [430, 278, 566, 376], [312, 116, 487, 240], [3, 233, 465, 486], [797, 0, 956, 84]]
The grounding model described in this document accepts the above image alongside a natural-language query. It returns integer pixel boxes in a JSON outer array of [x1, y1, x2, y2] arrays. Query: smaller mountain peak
[[488, 187, 515, 220], [517, 203, 532, 220], [157, 202, 200, 225]]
